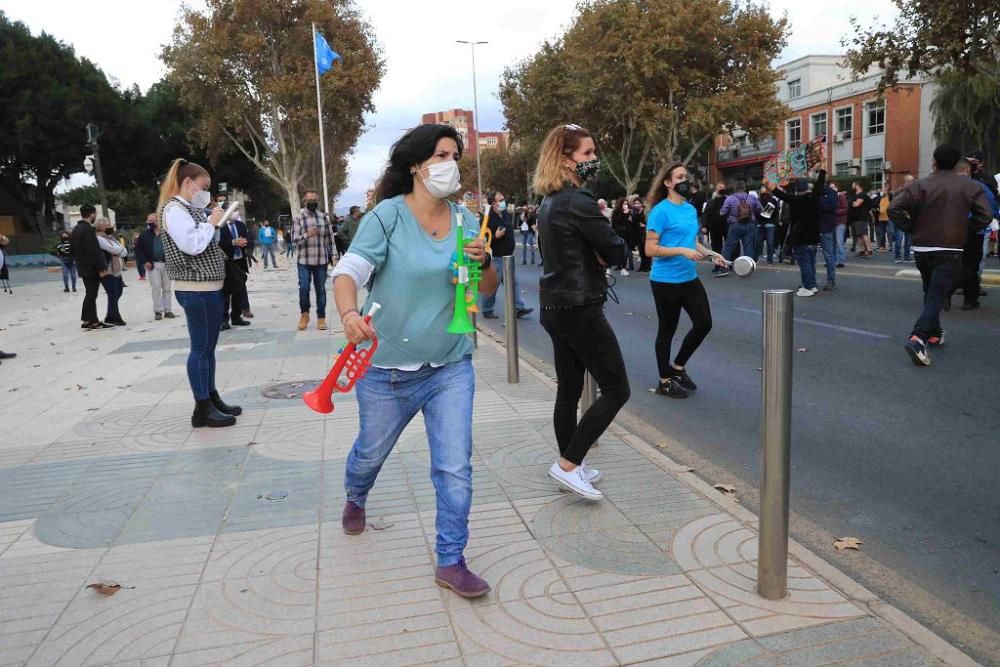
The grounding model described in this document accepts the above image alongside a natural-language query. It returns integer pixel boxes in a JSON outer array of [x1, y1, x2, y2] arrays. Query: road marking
[[733, 307, 892, 339]]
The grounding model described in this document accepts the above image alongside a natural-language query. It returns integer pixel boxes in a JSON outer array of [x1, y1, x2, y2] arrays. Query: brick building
[[711, 55, 938, 192], [419, 109, 508, 158]]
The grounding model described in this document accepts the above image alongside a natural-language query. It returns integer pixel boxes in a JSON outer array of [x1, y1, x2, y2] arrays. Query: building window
[[834, 162, 851, 177], [787, 79, 801, 99], [786, 119, 801, 149], [811, 112, 827, 140], [835, 107, 853, 140], [864, 158, 884, 190], [865, 101, 885, 135]]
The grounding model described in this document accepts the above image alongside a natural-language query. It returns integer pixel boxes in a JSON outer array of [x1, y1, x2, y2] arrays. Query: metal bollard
[[579, 372, 598, 414], [757, 289, 794, 600], [503, 256, 520, 383]]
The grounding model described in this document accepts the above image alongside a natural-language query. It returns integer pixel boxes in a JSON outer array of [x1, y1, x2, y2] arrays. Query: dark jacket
[[134, 228, 162, 266], [537, 186, 626, 308], [772, 170, 826, 248], [70, 220, 106, 278], [835, 191, 848, 226], [705, 194, 728, 230], [485, 206, 515, 257], [611, 208, 631, 238], [888, 170, 992, 249], [818, 185, 839, 233], [219, 219, 250, 261]]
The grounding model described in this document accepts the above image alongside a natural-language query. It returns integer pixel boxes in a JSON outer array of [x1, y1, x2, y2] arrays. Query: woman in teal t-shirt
[[644, 162, 728, 399], [330, 124, 499, 598]]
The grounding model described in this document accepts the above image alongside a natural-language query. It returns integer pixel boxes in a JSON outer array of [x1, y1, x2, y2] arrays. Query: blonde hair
[[157, 158, 210, 213], [532, 124, 593, 195]]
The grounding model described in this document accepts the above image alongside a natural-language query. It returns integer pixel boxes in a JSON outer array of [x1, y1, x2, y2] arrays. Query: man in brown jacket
[[889, 146, 992, 366]]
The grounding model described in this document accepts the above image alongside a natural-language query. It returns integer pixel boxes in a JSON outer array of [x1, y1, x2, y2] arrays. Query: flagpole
[[312, 22, 330, 213]]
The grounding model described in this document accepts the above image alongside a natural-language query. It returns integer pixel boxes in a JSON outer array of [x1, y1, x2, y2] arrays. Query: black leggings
[[540, 304, 631, 465], [651, 278, 713, 377]]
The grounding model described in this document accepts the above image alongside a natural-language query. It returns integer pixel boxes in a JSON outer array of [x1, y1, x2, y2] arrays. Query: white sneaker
[[605, 269, 612, 278], [810, 287, 819, 294], [620, 269, 630, 277], [548, 463, 603, 500], [796, 287, 814, 297], [581, 463, 601, 484]]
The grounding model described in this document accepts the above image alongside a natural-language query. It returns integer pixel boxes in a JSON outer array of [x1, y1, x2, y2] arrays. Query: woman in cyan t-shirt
[[644, 162, 728, 399], [330, 124, 499, 599]]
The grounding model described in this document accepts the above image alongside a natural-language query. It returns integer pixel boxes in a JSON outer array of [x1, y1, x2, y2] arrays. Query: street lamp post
[[84, 123, 109, 219], [456, 40, 487, 211]]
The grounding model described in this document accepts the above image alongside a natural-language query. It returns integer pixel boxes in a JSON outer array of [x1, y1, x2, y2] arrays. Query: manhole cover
[[260, 381, 323, 399]]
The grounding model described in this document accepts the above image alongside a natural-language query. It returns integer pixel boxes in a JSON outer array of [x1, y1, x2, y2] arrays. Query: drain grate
[[260, 380, 323, 399]]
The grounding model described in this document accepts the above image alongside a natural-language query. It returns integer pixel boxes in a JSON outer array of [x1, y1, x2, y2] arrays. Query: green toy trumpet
[[447, 219, 480, 334]]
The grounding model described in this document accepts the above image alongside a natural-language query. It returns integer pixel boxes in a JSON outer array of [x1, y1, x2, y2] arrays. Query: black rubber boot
[[192, 398, 237, 428], [210, 390, 243, 416]]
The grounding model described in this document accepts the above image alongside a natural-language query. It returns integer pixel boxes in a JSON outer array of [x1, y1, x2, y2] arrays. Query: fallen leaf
[[669, 465, 694, 473], [836, 536, 863, 546], [76, 385, 85, 391], [86, 582, 133, 596], [369, 518, 394, 531], [713, 483, 736, 495], [33, 364, 41, 368], [834, 541, 861, 551], [95, 376, 105, 381], [246, 441, 257, 447], [284, 393, 298, 399]]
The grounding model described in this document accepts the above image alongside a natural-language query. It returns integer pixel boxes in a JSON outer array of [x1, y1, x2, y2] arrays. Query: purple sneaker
[[342, 501, 365, 535], [435, 557, 490, 598]]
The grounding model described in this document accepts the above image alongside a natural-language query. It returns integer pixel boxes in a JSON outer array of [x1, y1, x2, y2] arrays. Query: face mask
[[575, 158, 601, 181], [673, 181, 692, 199], [305, 201, 318, 212], [497, 200, 507, 212], [190, 188, 212, 209], [418, 160, 461, 199]]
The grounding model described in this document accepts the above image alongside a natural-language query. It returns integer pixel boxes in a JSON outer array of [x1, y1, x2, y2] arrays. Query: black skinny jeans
[[913, 251, 962, 340], [80, 275, 101, 323], [651, 278, 713, 378], [540, 304, 631, 465]]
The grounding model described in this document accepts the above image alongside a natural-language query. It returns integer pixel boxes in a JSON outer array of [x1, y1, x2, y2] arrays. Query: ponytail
[[157, 158, 209, 214]]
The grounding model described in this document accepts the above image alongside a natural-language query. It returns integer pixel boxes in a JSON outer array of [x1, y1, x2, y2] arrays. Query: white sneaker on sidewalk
[[548, 463, 603, 500], [620, 269, 630, 277], [796, 287, 815, 297], [581, 463, 601, 483]]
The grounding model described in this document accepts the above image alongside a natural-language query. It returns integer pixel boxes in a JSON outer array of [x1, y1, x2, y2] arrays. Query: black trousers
[[710, 221, 727, 255], [540, 304, 631, 465], [913, 251, 962, 340], [223, 257, 249, 322], [80, 275, 101, 323], [958, 234, 984, 305], [650, 278, 713, 377]]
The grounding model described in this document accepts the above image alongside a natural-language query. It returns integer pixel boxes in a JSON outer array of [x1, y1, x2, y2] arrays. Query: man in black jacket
[[134, 213, 176, 321], [218, 208, 252, 329], [480, 191, 532, 319], [71, 204, 111, 329]]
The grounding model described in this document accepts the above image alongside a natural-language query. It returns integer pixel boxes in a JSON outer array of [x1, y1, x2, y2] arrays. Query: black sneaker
[[654, 378, 689, 398], [904, 336, 930, 367], [481, 312, 498, 319], [516, 307, 534, 318], [713, 268, 730, 277], [670, 369, 697, 391], [822, 281, 835, 291]]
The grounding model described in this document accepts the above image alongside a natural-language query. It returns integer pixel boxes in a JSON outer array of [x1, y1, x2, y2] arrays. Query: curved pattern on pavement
[[73, 406, 155, 439]]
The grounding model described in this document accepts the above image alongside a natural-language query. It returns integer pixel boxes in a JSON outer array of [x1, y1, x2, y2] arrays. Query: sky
[[2, 0, 898, 208]]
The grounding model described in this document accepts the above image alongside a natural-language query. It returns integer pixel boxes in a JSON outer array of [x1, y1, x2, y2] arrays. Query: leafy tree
[[845, 0, 1000, 91], [931, 65, 1000, 168], [480, 147, 535, 203], [500, 0, 788, 194], [0, 11, 123, 229], [162, 0, 385, 213]]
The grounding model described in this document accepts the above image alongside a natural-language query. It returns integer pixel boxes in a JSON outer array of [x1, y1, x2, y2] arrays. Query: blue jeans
[[757, 224, 776, 263], [61, 260, 77, 290], [480, 258, 525, 315], [345, 358, 475, 566], [100, 274, 122, 321], [285, 241, 294, 257], [723, 222, 755, 262], [894, 228, 912, 260], [521, 231, 535, 263], [261, 243, 276, 268], [819, 232, 837, 283], [175, 290, 223, 400], [835, 224, 847, 264], [297, 263, 328, 317], [793, 245, 818, 290]]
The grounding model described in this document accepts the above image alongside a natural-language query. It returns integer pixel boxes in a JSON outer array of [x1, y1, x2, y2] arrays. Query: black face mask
[[305, 201, 318, 212], [673, 181, 692, 199]]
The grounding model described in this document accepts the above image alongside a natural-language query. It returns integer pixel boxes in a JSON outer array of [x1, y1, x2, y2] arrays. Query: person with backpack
[[719, 180, 761, 269]]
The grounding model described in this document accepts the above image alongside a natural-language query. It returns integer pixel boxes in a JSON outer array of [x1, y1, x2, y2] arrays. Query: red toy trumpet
[[303, 303, 381, 413]]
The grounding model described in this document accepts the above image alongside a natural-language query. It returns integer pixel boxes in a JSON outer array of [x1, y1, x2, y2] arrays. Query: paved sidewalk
[[0, 263, 975, 665]]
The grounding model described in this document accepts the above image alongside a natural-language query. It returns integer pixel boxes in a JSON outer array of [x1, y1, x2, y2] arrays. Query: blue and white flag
[[315, 31, 341, 76]]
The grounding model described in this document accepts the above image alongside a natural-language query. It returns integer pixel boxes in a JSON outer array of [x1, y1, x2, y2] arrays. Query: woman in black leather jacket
[[534, 123, 630, 501]]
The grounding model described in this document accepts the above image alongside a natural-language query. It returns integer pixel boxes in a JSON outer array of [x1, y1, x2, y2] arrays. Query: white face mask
[[417, 160, 461, 199], [190, 187, 212, 209]]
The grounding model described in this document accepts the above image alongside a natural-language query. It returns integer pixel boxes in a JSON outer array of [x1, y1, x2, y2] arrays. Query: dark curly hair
[[374, 124, 464, 202]]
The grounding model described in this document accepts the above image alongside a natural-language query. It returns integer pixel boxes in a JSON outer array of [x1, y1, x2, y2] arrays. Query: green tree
[[845, 0, 1000, 91], [500, 0, 788, 194], [480, 147, 535, 203], [0, 11, 123, 229], [162, 0, 385, 213], [931, 66, 1000, 168]]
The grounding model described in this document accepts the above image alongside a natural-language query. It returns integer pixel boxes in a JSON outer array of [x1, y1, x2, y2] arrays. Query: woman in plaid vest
[[157, 158, 242, 428]]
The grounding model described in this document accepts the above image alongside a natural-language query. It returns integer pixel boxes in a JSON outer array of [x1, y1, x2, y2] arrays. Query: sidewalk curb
[[896, 268, 1000, 286], [478, 328, 980, 666]]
